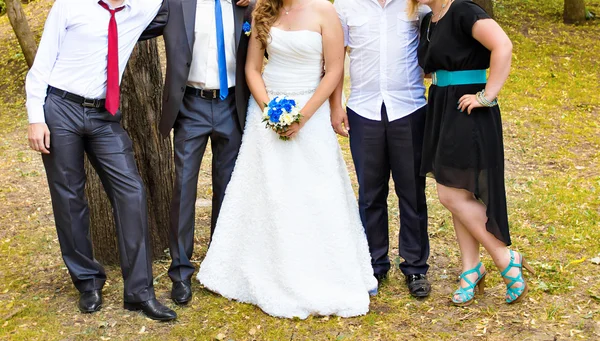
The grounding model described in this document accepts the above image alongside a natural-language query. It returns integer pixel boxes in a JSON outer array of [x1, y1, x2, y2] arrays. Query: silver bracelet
[[476, 90, 498, 107]]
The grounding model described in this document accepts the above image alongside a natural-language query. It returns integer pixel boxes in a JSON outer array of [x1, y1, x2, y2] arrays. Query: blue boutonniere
[[242, 21, 251, 36]]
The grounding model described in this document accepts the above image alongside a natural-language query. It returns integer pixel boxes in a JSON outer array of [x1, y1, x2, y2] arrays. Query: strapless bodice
[[262, 27, 324, 93]]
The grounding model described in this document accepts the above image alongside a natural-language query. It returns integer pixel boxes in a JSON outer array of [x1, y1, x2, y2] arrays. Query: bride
[[197, 0, 377, 319]]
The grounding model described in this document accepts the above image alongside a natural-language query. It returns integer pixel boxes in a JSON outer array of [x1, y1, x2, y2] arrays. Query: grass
[[1, 0, 599, 340]]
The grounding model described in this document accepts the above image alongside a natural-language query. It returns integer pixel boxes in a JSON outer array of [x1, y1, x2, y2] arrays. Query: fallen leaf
[[566, 258, 586, 267], [138, 326, 146, 334], [216, 333, 226, 340], [590, 257, 600, 265]]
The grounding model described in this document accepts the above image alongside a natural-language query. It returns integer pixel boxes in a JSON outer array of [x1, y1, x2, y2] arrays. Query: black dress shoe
[[79, 290, 102, 313], [124, 298, 177, 321], [406, 274, 431, 298], [171, 280, 192, 305]]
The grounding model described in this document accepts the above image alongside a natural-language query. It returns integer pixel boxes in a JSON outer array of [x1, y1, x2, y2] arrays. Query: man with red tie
[[25, 0, 176, 321]]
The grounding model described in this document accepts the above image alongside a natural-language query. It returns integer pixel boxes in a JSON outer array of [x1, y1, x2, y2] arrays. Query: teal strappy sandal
[[501, 250, 535, 304], [452, 262, 487, 306]]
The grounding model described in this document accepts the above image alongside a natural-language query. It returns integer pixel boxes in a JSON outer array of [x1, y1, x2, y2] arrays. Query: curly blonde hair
[[252, 0, 283, 49]]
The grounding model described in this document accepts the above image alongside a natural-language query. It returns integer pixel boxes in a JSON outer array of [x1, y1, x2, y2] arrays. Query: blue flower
[[242, 21, 251, 36], [267, 96, 297, 123], [269, 111, 282, 123]]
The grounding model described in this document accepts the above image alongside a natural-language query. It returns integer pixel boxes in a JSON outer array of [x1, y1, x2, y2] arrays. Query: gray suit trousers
[[168, 90, 242, 282], [42, 93, 155, 303]]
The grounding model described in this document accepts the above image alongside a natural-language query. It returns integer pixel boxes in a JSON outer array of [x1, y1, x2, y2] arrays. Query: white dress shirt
[[187, 0, 237, 90], [335, 0, 430, 122], [25, 0, 163, 124]]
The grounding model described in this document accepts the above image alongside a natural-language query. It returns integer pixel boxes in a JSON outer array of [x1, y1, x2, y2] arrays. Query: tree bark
[[5, 0, 37, 68], [86, 40, 173, 264], [473, 0, 494, 18], [564, 0, 586, 24]]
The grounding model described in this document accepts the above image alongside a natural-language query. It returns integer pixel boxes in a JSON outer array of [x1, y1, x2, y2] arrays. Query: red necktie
[[99, 1, 124, 115]]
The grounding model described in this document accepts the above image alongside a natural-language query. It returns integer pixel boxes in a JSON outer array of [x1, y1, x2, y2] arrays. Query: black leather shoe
[[406, 274, 431, 298], [171, 280, 192, 305], [78, 290, 102, 313], [124, 298, 177, 321]]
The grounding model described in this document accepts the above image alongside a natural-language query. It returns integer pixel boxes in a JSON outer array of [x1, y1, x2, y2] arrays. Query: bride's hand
[[279, 121, 305, 139]]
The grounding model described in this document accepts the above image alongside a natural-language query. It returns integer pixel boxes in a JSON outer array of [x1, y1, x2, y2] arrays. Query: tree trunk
[[5, 0, 37, 68], [473, 0, 494, 18], [564, 0, 586, 24], [86, 40, 174, 264]]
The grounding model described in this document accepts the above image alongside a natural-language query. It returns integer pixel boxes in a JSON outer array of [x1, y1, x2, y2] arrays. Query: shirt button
[[180, 87, 185, 92], [186, 62, 190, 67]]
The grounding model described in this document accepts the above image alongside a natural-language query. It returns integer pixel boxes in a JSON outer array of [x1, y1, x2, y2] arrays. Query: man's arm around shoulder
[[140, 0, 169, 41]]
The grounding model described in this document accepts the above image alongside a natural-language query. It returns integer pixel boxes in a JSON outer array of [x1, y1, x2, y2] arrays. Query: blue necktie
[[215, 0, 228, 100]]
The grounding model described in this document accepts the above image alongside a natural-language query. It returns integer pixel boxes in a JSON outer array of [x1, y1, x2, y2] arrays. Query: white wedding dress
[[197, 27, 377, 319]]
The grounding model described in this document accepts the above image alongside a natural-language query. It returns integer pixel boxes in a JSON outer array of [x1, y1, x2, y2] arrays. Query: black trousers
[[168, 91, 242, 283], [348, 104, 429, 276], [42, 93, 154, 303]]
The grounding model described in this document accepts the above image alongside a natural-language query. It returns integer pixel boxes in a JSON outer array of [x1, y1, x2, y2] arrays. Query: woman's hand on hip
[[458, 94, 483, 115]]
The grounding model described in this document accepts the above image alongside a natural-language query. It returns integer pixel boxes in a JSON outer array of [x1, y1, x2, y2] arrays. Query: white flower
[[282, 113, 293, 125]]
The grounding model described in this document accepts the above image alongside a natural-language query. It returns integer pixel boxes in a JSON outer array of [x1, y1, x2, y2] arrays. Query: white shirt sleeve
[[333, 0, 348, 47], [25, 0, 68, 124], [144, 0, 164, 24]]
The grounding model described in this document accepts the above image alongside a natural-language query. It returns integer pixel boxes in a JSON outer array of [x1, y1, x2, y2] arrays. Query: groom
[[332, 0, 432, 297], [142, 0, 253, 305], [25, 0, 176, 320]]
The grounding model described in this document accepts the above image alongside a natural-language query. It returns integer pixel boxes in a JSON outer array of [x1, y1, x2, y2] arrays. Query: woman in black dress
[[408, 0, 534, 306]]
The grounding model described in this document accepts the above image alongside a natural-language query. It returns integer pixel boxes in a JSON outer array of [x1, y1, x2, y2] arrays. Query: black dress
[[417, 0, 511, 245]]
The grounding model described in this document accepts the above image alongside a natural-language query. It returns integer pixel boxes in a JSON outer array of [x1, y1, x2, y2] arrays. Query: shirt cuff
[[27, 103, 46, 124]]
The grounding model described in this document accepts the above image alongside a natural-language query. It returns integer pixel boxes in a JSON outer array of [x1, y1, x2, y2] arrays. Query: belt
[[185, 86, 235, 100], [48, 86, 106, 108], [431, 69, 487, 87]]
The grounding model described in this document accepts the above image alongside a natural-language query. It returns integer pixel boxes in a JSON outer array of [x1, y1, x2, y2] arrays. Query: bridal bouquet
[[262, 96, 303, 141]]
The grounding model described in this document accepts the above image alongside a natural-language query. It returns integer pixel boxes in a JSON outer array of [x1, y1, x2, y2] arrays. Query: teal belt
[[431, 69, 487, 87]]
